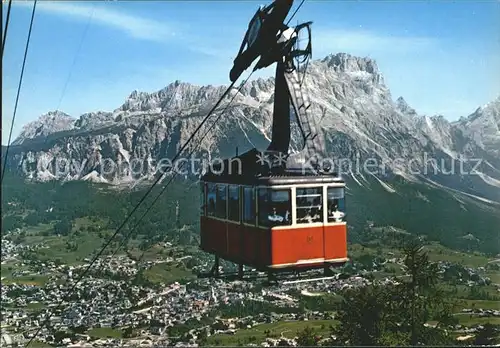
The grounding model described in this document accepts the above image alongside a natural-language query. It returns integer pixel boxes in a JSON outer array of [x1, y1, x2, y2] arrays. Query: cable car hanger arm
[[229, 0, 294, 82]]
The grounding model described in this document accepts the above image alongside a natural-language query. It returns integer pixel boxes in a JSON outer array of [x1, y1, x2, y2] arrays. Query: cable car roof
[[201, 149, 343, 185]]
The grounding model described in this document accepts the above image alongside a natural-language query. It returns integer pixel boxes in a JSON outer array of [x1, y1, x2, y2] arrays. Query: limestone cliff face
[[455, 96, 500, 158], [4, 53, 500, 201]]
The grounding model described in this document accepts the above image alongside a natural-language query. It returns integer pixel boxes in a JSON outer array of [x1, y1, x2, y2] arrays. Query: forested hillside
[[2, 172, 499, 255]]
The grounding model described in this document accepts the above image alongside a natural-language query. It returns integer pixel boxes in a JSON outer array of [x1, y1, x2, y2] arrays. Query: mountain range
[[3, 53, 500, 204], [3, 52, 500, 255]]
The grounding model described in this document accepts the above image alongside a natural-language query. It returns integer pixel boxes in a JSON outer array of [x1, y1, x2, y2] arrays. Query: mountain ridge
[[3, 52, 500, 203]]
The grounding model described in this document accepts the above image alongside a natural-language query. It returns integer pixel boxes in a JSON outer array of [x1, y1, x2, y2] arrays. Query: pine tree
[[333, 238, 456, 345], [296, 326, 319, 346], [396, 239, 456, 345]]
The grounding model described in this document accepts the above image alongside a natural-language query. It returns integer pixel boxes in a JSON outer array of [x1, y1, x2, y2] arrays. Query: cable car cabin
[[199, 171, 348, 274]]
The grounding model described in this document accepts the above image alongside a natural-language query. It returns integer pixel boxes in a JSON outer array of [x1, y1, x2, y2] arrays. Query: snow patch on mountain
[[423, 177, 500, 206], [82, 171, 108, 184], [475, 171, 500, 189], [371, 174, 397, 193]]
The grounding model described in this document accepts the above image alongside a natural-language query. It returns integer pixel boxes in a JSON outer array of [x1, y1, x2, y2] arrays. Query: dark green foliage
[[52, 330, 74, 345], [197, 329, 208, 345], [466, 286, 500, 301], [2, 215, 22, 232], [335, 284, 403, 345], [1, 172, 200, 249], [334, 240, 457, 346], [131, 270, 155, 288], [54, 220, 73, 236], [344, 176, 500, 255], [167, 318, 203, 337], [296, 326, 320, 346], [298, 294, 341, 312], [398, 240, 457, 344], [71, 326, 88, 334], [122, 326, 134, 338]]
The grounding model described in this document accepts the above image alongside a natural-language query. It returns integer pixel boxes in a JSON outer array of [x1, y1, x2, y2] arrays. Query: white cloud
[[14, 1, 235, 59], [312, 28, 437, 57], [15, 1, 176, 43]]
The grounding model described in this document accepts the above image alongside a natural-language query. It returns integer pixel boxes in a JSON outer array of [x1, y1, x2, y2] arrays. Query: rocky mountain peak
[[318, 53, 383, 85], [128, 90, 138, 99], [469, 96, 500, 123], [321, 53, 378, 74], [238, 77, 275, 101], [396, 96, 417, 117], [74, 111, 115, 130], [456, 95, 500, 157], [12, 111, 75, 145], [117, 80, 228, 114]]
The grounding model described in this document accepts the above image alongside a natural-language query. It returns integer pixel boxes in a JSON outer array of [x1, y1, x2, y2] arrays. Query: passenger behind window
[[310, 207, 321, 222], [268, 207, 283, 223], [299, 208, 312, 223], [329, 201, 345, 222]]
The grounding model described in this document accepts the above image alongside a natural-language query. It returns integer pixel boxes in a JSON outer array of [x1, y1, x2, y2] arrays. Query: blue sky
[[2, 0, 499, 144]]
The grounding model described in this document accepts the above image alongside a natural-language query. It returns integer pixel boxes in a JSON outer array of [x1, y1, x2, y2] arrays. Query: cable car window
[[207, 183, 216, 217], [258, 188, 269, 226], [296, 187, 323, 224], [259, 188, 291, 227], [327, 187, 346, 223], [200, 183, 206, 216], [228, 185, 240, 222], [271, 190, 291, 225], [243, 187, 256, 224], [216, 184, 227, 219]]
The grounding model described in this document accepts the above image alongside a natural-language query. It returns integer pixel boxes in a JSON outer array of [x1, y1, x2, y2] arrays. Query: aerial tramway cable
[[1, 0, 37, 185], [286, 0, 305, 26], [113, 0, 308, 260], [118, 72, 256, 263], [110, 0, 308, 262], [26, 74, 240, 348], [55, 5, 95, 112], [26, 0, 308, 344], [1, 0, 13, 58]]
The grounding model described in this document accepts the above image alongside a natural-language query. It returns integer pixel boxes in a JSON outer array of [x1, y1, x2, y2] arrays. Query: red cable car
[[200, 167, 348, 279], [199, 0, 348, 282]]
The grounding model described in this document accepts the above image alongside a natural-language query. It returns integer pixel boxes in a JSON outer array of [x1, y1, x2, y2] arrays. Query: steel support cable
[[125, 73, 255, 264], [111, 0, 308, 263], [1, 0, 37, 185], [55, 5, 95, 112], [26, 1, 308, 343], [2, 0, 13, 57], [25, 78, 237, 347], [286, 0, 305, 26], [0, 0, 13, 321]]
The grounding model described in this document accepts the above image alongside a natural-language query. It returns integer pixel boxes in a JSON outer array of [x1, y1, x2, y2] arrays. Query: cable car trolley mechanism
[[199, 0, 348, 284]]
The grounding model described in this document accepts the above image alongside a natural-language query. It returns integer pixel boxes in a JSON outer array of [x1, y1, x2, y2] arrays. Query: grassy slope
[[207, 319, 338, 345]]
